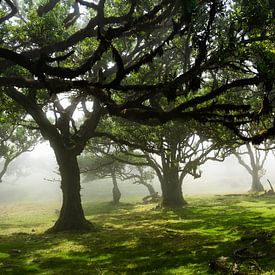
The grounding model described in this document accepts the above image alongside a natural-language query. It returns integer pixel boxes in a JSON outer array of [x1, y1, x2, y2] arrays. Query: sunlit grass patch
[[0, 195, 275, 274], [0, 252, 9, 259]]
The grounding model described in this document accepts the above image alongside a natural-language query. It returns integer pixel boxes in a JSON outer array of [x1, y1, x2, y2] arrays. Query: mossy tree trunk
[[142, 181, 156, 196], [146, 143, 187, 208], [161, 165, 187, 207]]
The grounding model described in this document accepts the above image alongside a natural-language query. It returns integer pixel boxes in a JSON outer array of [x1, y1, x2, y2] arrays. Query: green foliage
[[9, 4, 72, 48], [104, 0, 132, 17]]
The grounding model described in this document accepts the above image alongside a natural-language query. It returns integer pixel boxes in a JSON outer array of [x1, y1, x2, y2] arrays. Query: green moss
[[0, 252, 9, 259]]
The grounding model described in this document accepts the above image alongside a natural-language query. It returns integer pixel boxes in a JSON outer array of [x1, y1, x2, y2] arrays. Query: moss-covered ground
[[0, 195, 275, 274]]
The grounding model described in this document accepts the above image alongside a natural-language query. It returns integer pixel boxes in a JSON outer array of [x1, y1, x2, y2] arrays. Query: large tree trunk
[[111, 169, 121, 205], [161, 166, 187, 207], [47, 150, 95, 233], [250, 171, 264, 192]]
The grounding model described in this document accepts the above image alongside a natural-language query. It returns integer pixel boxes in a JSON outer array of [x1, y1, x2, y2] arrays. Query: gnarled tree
[[94, 118, 232, 207], [0, 0, 274, 230], [233, 140, 274, 192], [80, 144, 124, 205], [80, 139, 157, 204]]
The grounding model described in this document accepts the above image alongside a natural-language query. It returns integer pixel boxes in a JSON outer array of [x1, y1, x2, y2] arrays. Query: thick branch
[[0, 0, 18, 23]]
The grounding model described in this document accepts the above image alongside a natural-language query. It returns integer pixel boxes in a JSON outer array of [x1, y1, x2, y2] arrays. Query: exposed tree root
[[209, 230, 274, 274], [45, 219, 99, 234]]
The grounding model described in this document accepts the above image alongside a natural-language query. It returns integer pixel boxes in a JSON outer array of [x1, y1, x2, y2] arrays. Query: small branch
[[0, 0, 18, 23]]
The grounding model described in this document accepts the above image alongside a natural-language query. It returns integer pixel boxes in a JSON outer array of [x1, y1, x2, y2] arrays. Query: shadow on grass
[[84, 201, 137, 216], [0, 196, 275, 274]]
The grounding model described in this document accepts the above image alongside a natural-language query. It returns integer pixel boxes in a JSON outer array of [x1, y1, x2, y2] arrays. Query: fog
[[1, 142, 275, 203]]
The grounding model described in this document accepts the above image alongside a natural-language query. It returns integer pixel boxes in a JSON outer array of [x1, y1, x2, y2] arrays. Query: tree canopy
[[0, 0, 274, 130]]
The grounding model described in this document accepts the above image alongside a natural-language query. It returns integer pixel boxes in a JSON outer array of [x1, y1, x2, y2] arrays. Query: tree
[[80, 146, 124, 205], [233, 141, 274, 192], [231, 120, 275, 192], [0, 2, 106, 232], [122, 166, 158, 201], [107, 120, 230, 207], [0, 0, 274, 230], [0, 122, 39, 182], [0, 96, 39, 182], [94, 116, 233, 207], [80, 140, 157, 204]]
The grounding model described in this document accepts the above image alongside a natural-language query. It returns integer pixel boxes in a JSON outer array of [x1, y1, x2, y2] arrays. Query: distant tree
[[142, 123, 230, 207], [0, 123, 39, 182], [232, 121, 275, 192], [121, 166, 158, 200], [80, 146, 124, 205], [0, 96, 39, 182], [80, 140, 157, 204], [97, 119, 231, 207], [233, 141, 273, 192]]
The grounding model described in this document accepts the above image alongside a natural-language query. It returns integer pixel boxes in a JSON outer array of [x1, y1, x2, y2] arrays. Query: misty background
[[1, 142, 275, 204]]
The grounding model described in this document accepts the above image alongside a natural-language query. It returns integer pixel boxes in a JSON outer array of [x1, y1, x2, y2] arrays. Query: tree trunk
[[140, 180, 156, 196], [47, 150, 95, 233], [161, 166, 187, 207], [249, 171, 264, 192], [111, 169, 121, 205], [0, 158, 11, 182]]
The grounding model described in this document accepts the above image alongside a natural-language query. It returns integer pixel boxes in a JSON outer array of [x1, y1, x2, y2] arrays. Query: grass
[[0, 195, 275, 274]]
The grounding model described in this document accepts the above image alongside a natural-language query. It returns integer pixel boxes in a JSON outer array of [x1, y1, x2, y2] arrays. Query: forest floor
[[0, 195, 275, 274]]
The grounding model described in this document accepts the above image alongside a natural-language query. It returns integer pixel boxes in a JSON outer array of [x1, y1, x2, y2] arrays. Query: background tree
[[121, 166, 158, 202], [81, 139, 158, 203], [0, 96, 39, 182], [233, 140, 274, 192], [97, 118, 231, 207], [80, 145, 125, 205], [232, 120, 275, 192], [0, 123, 39, 182]]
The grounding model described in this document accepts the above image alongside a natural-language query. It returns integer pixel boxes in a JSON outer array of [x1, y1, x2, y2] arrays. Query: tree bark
[[47, 150, 95, 233], [250, 171, 264, 192], [111, 169, 121, 205], [0, 158, 11, 182], [161, 166, 187, 207], [142, 181, 156, 196]]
